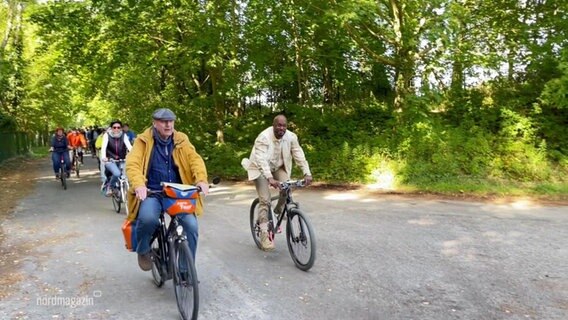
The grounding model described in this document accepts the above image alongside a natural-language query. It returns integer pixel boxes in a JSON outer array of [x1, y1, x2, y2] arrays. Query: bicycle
[[250, 179, 316, 271], [107, 159, 129, 214], [50, 150, 68, 190], [148, 182, 203, 320], [71, 148, 81, 177]]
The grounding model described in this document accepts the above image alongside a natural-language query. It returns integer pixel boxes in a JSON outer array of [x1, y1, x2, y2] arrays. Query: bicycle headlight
[[176, 225, 184, 236]]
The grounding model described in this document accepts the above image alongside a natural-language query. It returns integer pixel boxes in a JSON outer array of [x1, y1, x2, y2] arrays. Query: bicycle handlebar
[[141, 177, 220, 196], [279, 179, 306, 190]]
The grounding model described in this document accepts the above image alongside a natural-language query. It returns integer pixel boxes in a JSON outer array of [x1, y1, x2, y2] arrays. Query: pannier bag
[[121, 219, 138, 252]]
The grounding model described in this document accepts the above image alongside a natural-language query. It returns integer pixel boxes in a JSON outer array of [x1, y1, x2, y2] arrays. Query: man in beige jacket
[[241, 115, 312, 251]]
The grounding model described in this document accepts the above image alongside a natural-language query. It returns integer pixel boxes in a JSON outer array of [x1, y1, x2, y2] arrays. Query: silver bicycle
[[108, 159, 129, 214]]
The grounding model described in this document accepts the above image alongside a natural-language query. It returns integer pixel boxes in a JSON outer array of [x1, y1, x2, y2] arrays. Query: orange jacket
[[67, 132, 87, 148]]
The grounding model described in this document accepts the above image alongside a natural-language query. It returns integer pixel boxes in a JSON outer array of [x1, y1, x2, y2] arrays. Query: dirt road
[[1, 156, 567, 319]]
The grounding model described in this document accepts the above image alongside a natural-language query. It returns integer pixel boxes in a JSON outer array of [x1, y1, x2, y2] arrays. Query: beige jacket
[[241, 127, 311, 180]]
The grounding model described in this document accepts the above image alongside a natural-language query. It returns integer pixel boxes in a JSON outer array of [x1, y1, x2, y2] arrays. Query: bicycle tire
[[150, 236, 165, 287], [112, 191, 121, 213], [74, 156, 80, 178], [60, 167, 67, 190], [121, 180, 129, 215], [172, 240, 199, 320], [249, 195, 279, 250], [286, 208, 316, 271]]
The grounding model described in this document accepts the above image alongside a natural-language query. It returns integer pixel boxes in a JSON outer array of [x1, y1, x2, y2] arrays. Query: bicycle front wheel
[[60, 167, 67, 190], [121, 180, 129, 215], [172, 240, 199, 320], [74, 157, 80, 177], [286, 209, 316, 271], [112, 191, 121, 213], [249, 196, 279, 250]]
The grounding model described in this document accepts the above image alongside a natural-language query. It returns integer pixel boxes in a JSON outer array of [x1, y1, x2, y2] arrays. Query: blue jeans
[[51, 151, 70, 174], [104, 162, 122, 188], [135, 196, 199, 259]]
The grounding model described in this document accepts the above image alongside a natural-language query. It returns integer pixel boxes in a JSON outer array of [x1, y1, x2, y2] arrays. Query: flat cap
[[152, 108, 177, 121]]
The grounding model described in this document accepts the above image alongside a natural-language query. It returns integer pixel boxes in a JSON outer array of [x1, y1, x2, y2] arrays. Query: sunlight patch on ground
[[407, 218, 435, 226], [323, 193, 360, 201], [209, 186, 231, 194], [510, 199, 533, 210]]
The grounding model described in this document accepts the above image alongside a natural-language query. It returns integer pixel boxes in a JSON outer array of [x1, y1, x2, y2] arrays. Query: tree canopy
[[1, 0, 567, 189]]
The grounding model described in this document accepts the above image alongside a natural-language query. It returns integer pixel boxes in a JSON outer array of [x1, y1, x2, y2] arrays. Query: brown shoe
[[138, 252, 153, 271], [260, 231, 275, 251]]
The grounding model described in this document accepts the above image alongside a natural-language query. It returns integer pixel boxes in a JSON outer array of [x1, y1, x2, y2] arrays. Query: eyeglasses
[[112, 126, 122, 129]]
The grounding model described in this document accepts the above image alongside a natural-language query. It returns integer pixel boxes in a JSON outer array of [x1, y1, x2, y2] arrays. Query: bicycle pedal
[[277, 226, 282, 234]]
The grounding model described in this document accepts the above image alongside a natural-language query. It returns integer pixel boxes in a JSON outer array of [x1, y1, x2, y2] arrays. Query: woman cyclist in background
[[100, 120, 133, 196], [49, 127, 71, 179]]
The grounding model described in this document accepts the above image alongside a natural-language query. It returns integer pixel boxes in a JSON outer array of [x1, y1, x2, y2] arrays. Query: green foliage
[[0, 0, 565, 197], [0, 111, 17, 132], [201, 143, 248, 180]]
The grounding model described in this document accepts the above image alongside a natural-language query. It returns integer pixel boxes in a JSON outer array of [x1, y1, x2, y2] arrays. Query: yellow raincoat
[[125, 127, 208, 221]]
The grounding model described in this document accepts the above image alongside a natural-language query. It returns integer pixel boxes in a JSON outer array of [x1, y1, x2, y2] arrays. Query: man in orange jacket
[[67, 128, 87, 166]]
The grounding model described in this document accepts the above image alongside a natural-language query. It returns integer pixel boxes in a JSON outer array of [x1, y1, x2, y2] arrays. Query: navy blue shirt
[[146, 132, 181, 191], [51, 135, 68, 153]]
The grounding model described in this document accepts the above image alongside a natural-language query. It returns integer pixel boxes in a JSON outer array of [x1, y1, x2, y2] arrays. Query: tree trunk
[[1, 1, 16, 54], [210, 67, 225, 144], [288, 0, 308, 104]]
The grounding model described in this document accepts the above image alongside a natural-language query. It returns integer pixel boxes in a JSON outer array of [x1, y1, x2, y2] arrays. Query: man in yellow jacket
[[126, 108, 209, 271]]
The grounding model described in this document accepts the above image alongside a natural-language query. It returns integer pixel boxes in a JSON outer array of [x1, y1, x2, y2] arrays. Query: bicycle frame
[[269, 181, 303, 238]]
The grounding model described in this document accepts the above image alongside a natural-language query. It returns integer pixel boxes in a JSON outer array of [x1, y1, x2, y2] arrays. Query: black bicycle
[[250, 179, 316, 271], [50, 150, 68, 190], [149, 182, 201, 320], [59, 153, 68, 190]]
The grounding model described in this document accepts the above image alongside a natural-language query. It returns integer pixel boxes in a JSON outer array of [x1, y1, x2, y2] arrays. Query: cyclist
[[100, 120, 133, 196], [123, 123, 137, 144], [67, 128, 87, 168], [49, 127, 71, 179], [125, 108, 209, 271], [241, 114, 312, 251]]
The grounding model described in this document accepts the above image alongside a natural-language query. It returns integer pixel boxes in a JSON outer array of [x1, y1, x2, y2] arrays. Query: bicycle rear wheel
[[286, 209, 316, 271], [249, 196, 279, 250], [150, 236, 165, 287], [172, 240, 199, 320]]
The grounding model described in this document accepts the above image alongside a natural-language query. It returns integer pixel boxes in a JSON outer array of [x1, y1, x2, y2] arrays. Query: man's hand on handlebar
[[268, 177, 281, 189], [304, 174, 312, 186], [135, 186, 147, 201], [196, 181, 209, 195]]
